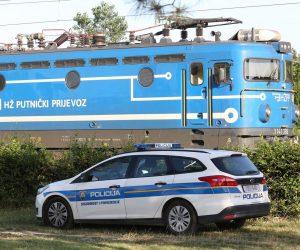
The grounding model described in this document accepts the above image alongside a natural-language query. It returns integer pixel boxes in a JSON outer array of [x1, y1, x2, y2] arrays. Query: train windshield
[[244, 58, 280, 81]]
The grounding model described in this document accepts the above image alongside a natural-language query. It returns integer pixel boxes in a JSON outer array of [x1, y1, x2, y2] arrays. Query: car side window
[[133, 156, 169, 178], [85, 157, 132, 182], [170, 156, 206, 174]]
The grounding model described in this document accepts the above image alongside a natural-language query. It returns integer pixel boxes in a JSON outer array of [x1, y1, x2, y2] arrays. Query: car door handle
[[155, 182, 167, 186], [109, 185, 120, 189]]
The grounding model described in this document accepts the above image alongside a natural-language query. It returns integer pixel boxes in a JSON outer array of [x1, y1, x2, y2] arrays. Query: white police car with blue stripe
[[35, 143, 270, 234]]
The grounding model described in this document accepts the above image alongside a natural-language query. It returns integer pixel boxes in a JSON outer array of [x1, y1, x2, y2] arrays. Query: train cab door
[[209, 60, 236, 125], [183, 60, 210, 127]]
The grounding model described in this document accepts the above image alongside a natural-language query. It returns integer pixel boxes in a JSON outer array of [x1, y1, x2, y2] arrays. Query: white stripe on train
[[6, 73, 265, 102], [0, 108, 239, 124]]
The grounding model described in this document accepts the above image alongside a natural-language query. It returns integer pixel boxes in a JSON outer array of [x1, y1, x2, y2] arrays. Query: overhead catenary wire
[[125, 1, 300, 16], [0, 1, 299, 27], [0, 0, 70, 6], [186, 1, 300, 13], [0, 19, 72, 27]]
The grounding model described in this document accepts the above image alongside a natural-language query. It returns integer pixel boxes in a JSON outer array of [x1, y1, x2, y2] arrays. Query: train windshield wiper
[[267, 67, 278, 85]]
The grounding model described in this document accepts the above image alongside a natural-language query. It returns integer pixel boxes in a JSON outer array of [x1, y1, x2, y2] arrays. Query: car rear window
[[211, 155, 259, 176]]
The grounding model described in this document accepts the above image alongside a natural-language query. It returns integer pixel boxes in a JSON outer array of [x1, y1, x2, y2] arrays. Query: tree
[[131, 0, 199, 23], [73, 1, 128, 43], [293, 50, 300, 106]]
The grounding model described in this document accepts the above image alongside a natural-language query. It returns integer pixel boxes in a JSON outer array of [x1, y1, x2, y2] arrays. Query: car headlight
[[37, 185, 49, 195]]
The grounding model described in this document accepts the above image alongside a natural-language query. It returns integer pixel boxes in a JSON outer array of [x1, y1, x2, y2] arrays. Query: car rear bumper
[[198, 202, 271, 224]]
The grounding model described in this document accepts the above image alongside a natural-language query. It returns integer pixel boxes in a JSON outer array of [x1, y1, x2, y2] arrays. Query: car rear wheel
[[44, 197, 74, 229], [164, 200, 198, 234], [216, 218, 246, 230]]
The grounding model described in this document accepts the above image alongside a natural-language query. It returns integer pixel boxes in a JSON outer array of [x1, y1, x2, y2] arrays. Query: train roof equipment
[[0, 17, 291, 53]]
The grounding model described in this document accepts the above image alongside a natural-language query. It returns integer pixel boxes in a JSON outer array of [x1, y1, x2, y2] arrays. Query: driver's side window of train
[[190, 63, 204, 85]]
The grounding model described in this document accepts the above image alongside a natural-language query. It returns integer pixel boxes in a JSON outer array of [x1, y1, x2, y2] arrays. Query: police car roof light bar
[[134, 143, 182, 151]]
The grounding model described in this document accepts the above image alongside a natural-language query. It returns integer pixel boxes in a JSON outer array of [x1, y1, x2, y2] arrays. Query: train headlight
[[259, 104, 271, 123], [278, 42, 292, 53], [295, 105, 300, 122]]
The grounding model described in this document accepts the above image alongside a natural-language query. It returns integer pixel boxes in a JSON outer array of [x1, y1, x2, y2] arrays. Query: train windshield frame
[[244, 58, 280, 82], [284, 61, 293, 83]]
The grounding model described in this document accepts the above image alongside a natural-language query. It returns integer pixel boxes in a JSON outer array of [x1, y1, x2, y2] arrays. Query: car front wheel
[[44, 197, 74, 229], [164, 200, 198, 234]]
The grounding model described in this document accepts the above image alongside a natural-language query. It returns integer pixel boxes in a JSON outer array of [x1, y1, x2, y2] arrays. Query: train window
[[21, 61, 50, 69], [214, 63, 230, 84], [55, 59, 85, 68], [190, 63, 203, 85], [0, 63, 16, 70], [284, 61, 293, 83], [244, 58, 280, 81], [90, 57, 118, 66], [155, 54, 185, 63], [123, 56, 149, 64], [138, 67, 154, 87], [65, 71, 80, 90], [0, 75, 6, 91]]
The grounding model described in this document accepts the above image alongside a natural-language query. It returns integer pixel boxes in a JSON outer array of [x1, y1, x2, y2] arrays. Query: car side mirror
[[79, 172, 90, 182], [91, 176, 99, 182]]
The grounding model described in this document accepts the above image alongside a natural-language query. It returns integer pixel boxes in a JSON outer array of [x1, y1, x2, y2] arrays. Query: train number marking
[[272, 93, 290, 102], [274, 128, 289, 135]]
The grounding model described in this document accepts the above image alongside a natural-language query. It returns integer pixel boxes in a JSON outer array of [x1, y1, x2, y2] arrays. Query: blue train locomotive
[[0, 18, 298, 148]]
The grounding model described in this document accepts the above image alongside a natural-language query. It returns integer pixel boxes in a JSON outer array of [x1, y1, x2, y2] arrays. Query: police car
[[36, 143, 271, 234]]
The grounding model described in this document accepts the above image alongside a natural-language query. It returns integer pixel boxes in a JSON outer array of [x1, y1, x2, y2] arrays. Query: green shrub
[[0, 139, 52, 207], [241, 140, 300, 217], [0, 138, 117, 208], [48, 139, 117, 182]]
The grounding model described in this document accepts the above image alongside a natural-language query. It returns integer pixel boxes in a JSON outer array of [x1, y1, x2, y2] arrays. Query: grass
[[0, 208, 299, 250]]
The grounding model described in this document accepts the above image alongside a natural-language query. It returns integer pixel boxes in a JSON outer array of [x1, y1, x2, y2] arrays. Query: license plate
[[243, 184, 261, 193]]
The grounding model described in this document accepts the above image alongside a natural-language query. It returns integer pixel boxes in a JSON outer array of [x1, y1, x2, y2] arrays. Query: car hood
[[48, 178, 73, 189]]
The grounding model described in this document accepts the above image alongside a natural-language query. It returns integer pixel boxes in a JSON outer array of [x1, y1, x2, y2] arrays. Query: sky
[[0, 0, 299, 52]]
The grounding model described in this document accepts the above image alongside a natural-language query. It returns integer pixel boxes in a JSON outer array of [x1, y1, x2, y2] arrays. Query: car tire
[[44, 197, 74, 229], [216, 218, 246, 230], [164, 200, 198, 234]]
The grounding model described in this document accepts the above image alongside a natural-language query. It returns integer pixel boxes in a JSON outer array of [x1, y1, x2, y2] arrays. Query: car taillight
[[198, 175, 238, 187], [261, 177, 267, 184]]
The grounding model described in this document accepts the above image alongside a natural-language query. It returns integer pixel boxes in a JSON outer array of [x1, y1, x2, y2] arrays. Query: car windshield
[[211, 155, 259, 176], [244, 58, 280, 81]]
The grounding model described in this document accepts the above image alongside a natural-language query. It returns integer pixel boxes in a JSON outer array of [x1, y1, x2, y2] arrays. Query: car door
[[74, 156, 132, 220], [124, 155, 174, 219]]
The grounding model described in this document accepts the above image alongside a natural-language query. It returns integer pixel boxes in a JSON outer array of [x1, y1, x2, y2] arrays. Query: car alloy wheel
[[44, 197, 74, 229], [48, 201, 68, 227], [168, 205, 191, 232], [165, 200, 198, 234]]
